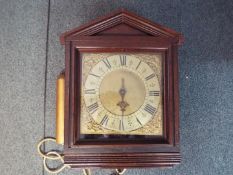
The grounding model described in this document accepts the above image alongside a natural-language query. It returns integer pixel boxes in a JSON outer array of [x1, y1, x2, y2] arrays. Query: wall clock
[[60, 9, 184, 169]]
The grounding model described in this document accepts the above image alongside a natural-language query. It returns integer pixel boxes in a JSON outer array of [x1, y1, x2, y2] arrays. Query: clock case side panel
[[64, 36, 181, 168]]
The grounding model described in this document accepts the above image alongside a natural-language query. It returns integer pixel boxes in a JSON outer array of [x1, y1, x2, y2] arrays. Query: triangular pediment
[[60, 9, 183, 45], [96, 23, 150, 36]]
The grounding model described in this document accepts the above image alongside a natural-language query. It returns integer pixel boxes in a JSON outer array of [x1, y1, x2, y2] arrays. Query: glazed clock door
[[80, 52, 163, 139]]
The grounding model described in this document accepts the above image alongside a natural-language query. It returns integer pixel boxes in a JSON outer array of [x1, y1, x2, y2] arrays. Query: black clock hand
[[119, 78, 126, 100], [117, 78, 129, 116]]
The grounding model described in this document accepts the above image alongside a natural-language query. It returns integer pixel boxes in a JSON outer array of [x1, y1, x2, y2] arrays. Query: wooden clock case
[[60, 9, 184, 169]]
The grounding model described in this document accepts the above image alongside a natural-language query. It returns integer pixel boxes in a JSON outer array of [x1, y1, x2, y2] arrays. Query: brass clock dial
[[81, 53, 163, 135]]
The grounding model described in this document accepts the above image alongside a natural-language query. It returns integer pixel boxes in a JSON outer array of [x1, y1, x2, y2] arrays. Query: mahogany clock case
[[60, 9, 183, 168]]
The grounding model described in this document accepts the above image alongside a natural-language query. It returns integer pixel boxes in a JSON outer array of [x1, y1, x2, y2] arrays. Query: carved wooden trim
[[65, 153, 181, 168], [60, 9, 184, 45]]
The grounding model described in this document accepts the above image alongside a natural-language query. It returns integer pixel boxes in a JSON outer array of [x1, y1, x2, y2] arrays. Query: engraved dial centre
[[99, 69, 146, 116]]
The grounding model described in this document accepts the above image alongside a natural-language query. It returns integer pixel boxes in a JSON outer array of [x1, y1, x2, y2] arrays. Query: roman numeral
[[136, 60, 141, 70], [84, 89, 96, 94], [89, 73, 100, 78], [100, 115, 109, 126], [149, 91, 160, 96], [103, 59, 111, 69], [119, 120, 124, 130], [87, 102, 98, 114], [120, 55, 127, 66], [145, 73, 155, 81], [144, 104, 156, 115], [136, 117, 142, 126]]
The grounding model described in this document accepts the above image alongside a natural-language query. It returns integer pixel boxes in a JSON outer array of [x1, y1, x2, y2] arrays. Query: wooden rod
[[56, 72, 65, 144]]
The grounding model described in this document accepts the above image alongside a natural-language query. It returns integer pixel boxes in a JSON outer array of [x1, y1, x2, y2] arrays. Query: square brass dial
[[80, 52, 163, 136]]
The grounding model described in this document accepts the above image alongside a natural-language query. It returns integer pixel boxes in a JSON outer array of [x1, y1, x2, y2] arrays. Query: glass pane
[[80, 52, 163, 139]]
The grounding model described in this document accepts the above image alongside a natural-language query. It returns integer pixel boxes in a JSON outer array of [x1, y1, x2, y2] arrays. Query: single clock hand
[[117, 78, 129, 116]]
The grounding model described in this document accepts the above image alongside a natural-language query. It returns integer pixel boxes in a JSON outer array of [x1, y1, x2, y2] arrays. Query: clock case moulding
[[60, 9, 184, 169]]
